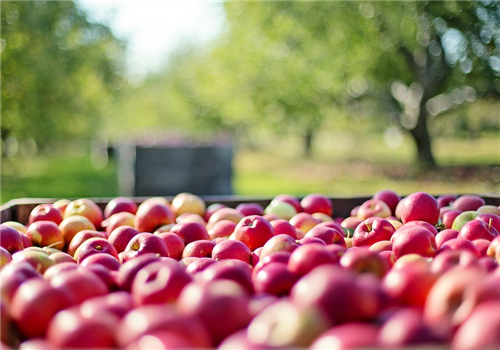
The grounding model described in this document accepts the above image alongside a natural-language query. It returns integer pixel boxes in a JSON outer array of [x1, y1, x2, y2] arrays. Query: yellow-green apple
[[79, 252, 121, 271], [435, 229, 459, 249], [121, 233, 169, 262], [451, 210, 479, 231], [50, 268, 108, 304], [437, 194, 457, 208], [458, 219, 499, 241], [26, 221, 64, 251], [311, 322, 379, 350], [382, 258, 438, 308], [0, 247, 12, 269], [211, 239, 251, 263], [248, 299, 331, 349], [177, 279, 251, 346], [59, 215, 96, 249], [53, 199, 71, 216], [340, 247, 389, 278], [169, 221, 210, 245], [67, 229, 106, 256], [135, 199, 175, 233], [440, 238, 481, 257], [451, 195, 486, 212], [206, 208, 244, 230], [204, 203, 227, 222], [171, 192, 206, 217], [356, 199, 392, 221], [289, 212, 321, 233], [233, 215, 274, 251], [0, 225, 24, 254], [373, 189, 401, 215], [102, 211, 136, 235], [107, 225, 139, 254], [64, 198, 103, 230], [74, 237, 119, 264], [477, 205, 500, 216], [115, 253, 161, 292], [131, 259, 192, 306], [104, 196, 137, 219], [10, 277, 73, 339], [451, 300, 500, 350], [442, 209, 462, 229], [258, 234, 299, 261], [1, 221, 27, 234], [12, 250, 55, 274], [399, 192, 439, 225], [300, 193, 333, 216], [304, 226, 346, 247], [208, 220, 237, 239], [391, 225, 437, 259], [155, 232, 185, 261], [476, 213, 500, 234], [264, 200, 297, 220], [272, 194, 302, 213], [29, 204, 63, 225], [235, 202, 265, 217], [287, 244, 339, 276], [182, 240, 215, 259], [353, 217, 395, 247]]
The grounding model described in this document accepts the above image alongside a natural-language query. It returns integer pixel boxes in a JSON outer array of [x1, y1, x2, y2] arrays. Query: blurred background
[[1, 1, 499, 204]]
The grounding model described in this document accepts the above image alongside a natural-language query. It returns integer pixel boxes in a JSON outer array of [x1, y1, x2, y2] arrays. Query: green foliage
[[1, 1, 125, 149]]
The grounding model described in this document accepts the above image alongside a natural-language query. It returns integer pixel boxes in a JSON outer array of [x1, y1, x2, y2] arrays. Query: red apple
[[437, 194, 457, 208], [287, 244, 339, 276], [66, 229, 106, 256], [79, 252, 121, 271], [155, 232, 185, 261], [53, 199, 71, 216], [206, 208, 244, 230], [368, 240, 393, 253], [171, 192, 206, 217], [207, 220, 237, 239], [440, 238, 481, 257], [107, 225, 139, 254], [399, 192, 439, 225], [0, 225, 24, 254], [199, 259, 254, 295], [79, 290, 135, 319], [29, 204, 63, 225], [135, 199, 175, 233], [311, 322, 380, 350], [185, 257, 219, 275], [289, 212, 321, 233], [353, 217, 395, 247], [169, 221, 210, 245], [373, 189, 401, 215], [258, 234, 300, 260], [74, 237, 119, 264], [59, 215, 96, 249], [233, 215, 274, 251], [435, 229, 459, 249], [235, 202, 265, 217], [115, 253, 161, 292], [487, 236, 500, 262], [430, 249, 478, 276], [182, 240, 215, 259], [356, 199, 392, 220], [0, 262, 41, 302], [104, 196, 137, 219], [102, 211, 136, 235], [175, 212, 206, 225], [472, 239, 491, 257], [43, 262, 80, 281], [212, 239, 252, 263], [269, 219, 298, 239], [442, 209, 462, 229], [26, 221, 64, 250], [11, 250, 55, 274], [300, 193, 333, 216], [340, 247, 389, 278], [341, 217, 363, 238], [64, 198, 104, 230], [476, 213, 500, 234], [204, 203, 228, 222], [122, 232, 169, 262], [458, 219, 499, 241], [304, 225, 346, 247], [451, 194, 486, 212], [391, 225, 437, 259], [50, 268, 108, 304], [124, 331, 195, 350], [49, 251, 76, 264]]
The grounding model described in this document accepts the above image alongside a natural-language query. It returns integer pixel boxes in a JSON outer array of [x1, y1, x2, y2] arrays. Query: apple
[[79, 252, 121, 271], [476, 212, 500, 234], [153, 224, 175, 233], [10, 277, 74, 338], [289, 212, 321, 233], [339, 247, 389, 278], [368, 240, 393, 253], [211, 239, 252, 263], [373, 189, 401, 215], [115, 253, 161, 292], [124, 331, 196, 350], [440, 238, 481, 257], [104, 196, 137, 219], [79, 290, 134, 320], [105, 225, 138, 254], [451, 210, 479, 231], [235, 202, 265, 217], [458, 219, 499, 241], [399, 192, 439, 225], [155, 232, 185, 261], [430, 250, 478, 275], [264, 200, 297, 220], [258, 234, 300, 260], [175, 212, 207, 225], [299, 236, 327, 246], [437, 194, 457, 208], [300, 193, 333, 216], [304, 225, 346, 247], [199, 259, 254, 295], [442, 209, 462, 229], [25, 221, 64, 250], [43, 262, 79, 281], [131, 260, 192, 305], [272, 194, 302, 213], [451, 194, 486, 212], [477, 205, 500, 216], [28, 204, 63, 225], [252, 251, 292, 278], [59, 215, 96, 249], [341, 216, 363, 238], [287, 244, 339, 276], [204, 203, 227, 222], [435, 229, 459, 249], [171, 192, 206, 217], [353, 217, 395, 247], [0, 224, 24, 254], [206, 208, 244, 230], [49, 251, 76, 264], [472, 239, 491, 257], [0, 247, 12, 269], [122, 233, 169, 262], [102, 211, 136, 235], [64, 198, 103, 230], [182, 240, 215, 259], [74, 237, 119, 264], [233, 215, 274, 251], [169, 221, 210, 245], [356, 199, 392, 221], [50, 268, 108, 304], [312, 212, 335, 223], [67, 229, 106, 256], [0, 262, 41, 302], [311, 322, 380, 350], [53, 199, 71, 215], [207, 220, 237, 239], [487, 236, 500, 262], [135, 199, 175, 233], [185, 257, 219, 275], [391, 225, 437, 259], [12, 250, 55, 274]]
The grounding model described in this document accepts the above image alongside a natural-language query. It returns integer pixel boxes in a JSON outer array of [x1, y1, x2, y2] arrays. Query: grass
[[1, 134, 499, 206]]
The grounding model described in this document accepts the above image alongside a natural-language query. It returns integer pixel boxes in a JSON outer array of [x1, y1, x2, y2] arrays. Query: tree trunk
[[409, 108, 436, 167], [303, 129, 314, 158]]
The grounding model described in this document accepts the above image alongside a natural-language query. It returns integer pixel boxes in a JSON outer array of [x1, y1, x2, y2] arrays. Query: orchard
[[1, 191, 500, 350]]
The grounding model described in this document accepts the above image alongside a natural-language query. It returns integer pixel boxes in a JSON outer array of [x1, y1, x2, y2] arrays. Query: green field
[[1, 135, 499, 206]]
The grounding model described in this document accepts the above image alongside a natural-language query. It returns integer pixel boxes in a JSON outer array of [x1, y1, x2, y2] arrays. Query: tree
[[1, 1, 126, 150]]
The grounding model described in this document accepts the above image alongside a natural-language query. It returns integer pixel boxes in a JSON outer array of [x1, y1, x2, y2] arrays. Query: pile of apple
[[1, 191, 500, 350]]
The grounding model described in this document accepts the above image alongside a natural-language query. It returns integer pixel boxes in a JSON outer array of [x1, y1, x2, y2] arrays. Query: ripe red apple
[[59, 215, 96, 249], [399, 192, 439, 225], [300, 193, 333, 216], [287, 244, 339, 276], [53, 199, 71, 216], [212, 239, 252, 263], [131, 259, 192, 305], [155, 232, 185, 261], [135, 199, 175, 233], [437, 194, 457, 208], [115, 253, 161, 292], [311, 322, 380, 350], [356, 199, 392, 220], [185, 257, 219, 275], [0, 262, 41, 302], [368, 240, 393, 253], [204, 203, 228, 222], [66, 229, 106, 257], [10, 277, 74, 338], [373, 189, 401, 215], [79, 252, 121, 271], [29, 204, 63, 225], [353, 217, 395, 247], [235, 202, 265, 217], [440, 238, 481, 257], [182, 240, 215, 259], [43, 262, 80, 281], [206, 208, 244, 230], [339, 247, 389, 278], [199, 259, 254, 295], [458, 219, 499, 241], [430, 249, 479, 276], [0, 225, 24, 254], [175, 212, 207, 225], [64, 198, 104, 230], [391, 225, 437, 259], [12, 250, 55, 274], [79, 290, 134, 320], [122, 232, 169, 262], [442, 209, 462, 229], [124, 331, 196, 350], [451, 210, 479, 231], [451, 194, 486, 212], [207, 220, 237, 239], [2, 221, 27, 235], [169, 221, 210, 245], [269, 219, 298, 239], [472, 239, 491, 257], [476, 213, 500, 234], [50, 268, 108, 304], [25, 221, 65, 251], [233, 215, 274, 251], [341, 216, 363, 238], [289, 212, 321, 233], [107, 225, 139, 254], [264, 200, 297, 220], [272, 194, 302, 213], [435, 229, 459, 249], [104, 196, 138, 219], [171, 192, 206, 217], [74, 237, 119, 264], [102, 211, 136, 235], [258, 234, 300, 260]]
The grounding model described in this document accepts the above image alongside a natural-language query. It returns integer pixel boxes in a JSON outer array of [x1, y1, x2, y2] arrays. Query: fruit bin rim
[[1, 194, 500, 225]]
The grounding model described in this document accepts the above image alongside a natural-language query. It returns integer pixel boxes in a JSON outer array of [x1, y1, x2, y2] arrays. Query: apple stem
[[365, 222, 372, 232], [489, 218, 493, 230], [47, 241, 64, 249]]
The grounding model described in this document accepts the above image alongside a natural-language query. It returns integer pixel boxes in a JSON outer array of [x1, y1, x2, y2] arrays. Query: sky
[[76, 1, 226, 83]]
